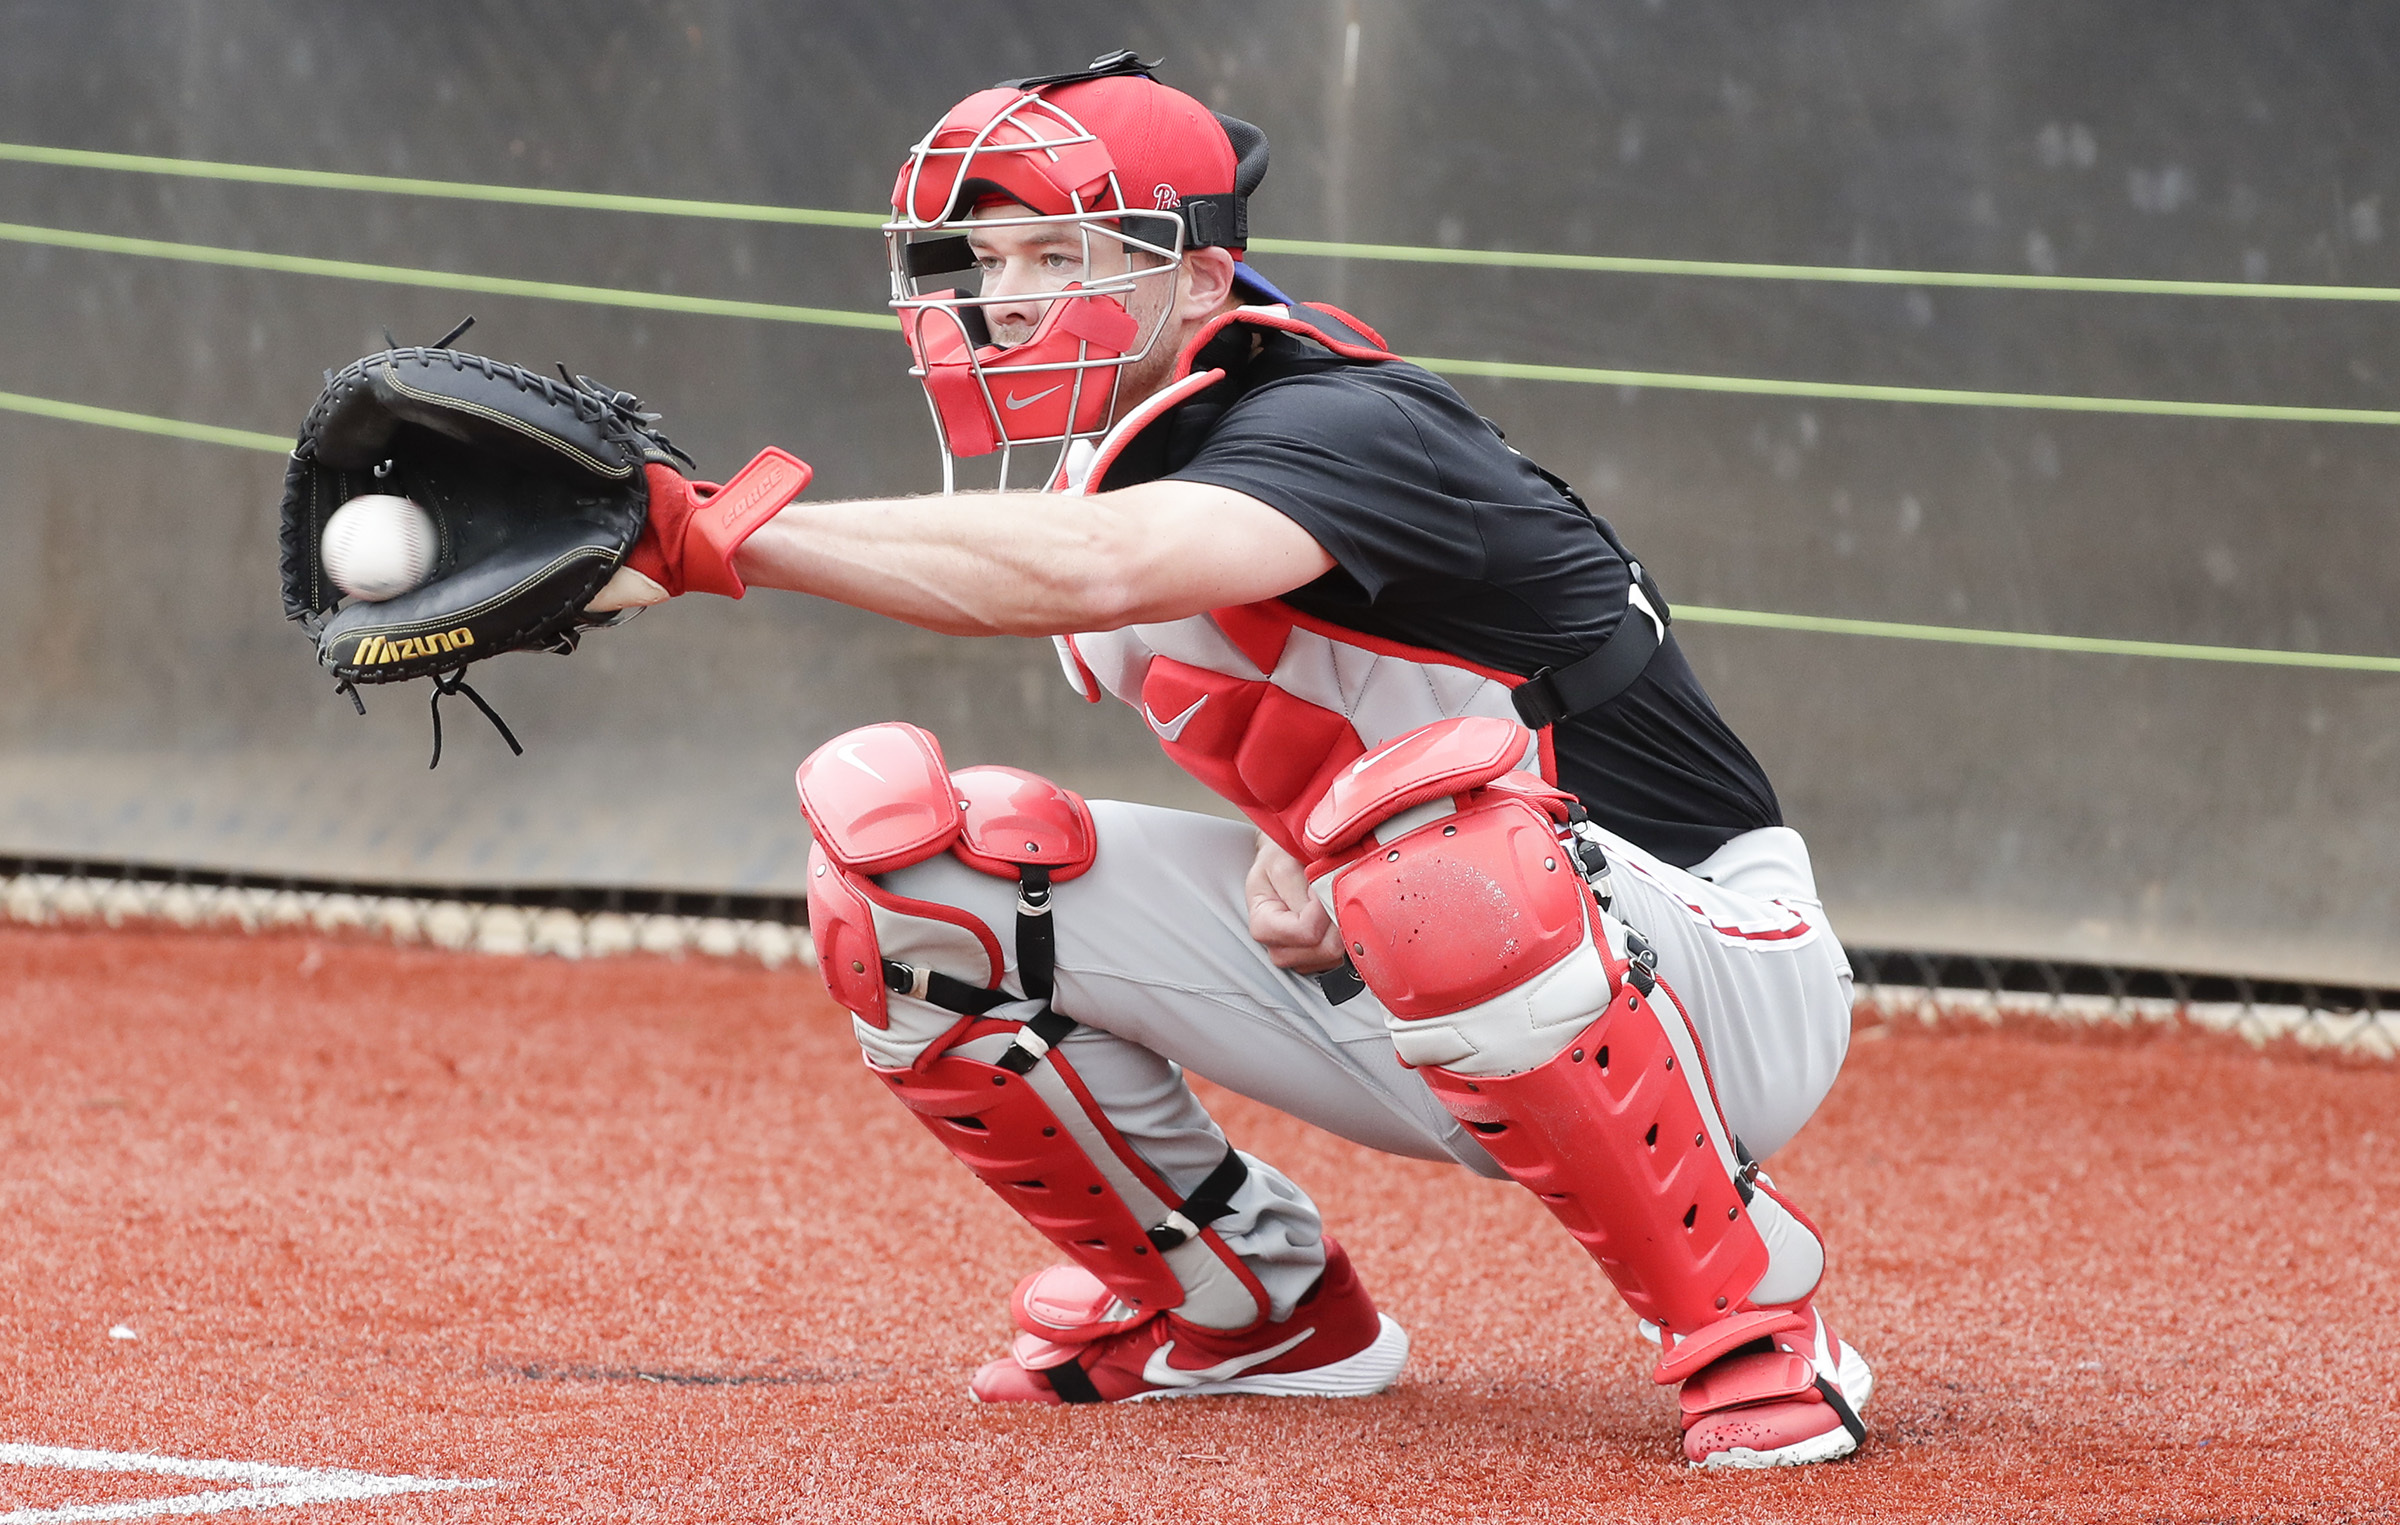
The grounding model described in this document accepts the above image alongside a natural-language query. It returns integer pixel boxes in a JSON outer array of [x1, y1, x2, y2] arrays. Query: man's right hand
[[1245, 833, 1346, 975]]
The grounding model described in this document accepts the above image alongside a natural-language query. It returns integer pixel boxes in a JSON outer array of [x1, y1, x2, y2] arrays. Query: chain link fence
[[0, 853, 813, 969], [1848, 948, 2400, 1058], [8, 854, 2394, 1058]]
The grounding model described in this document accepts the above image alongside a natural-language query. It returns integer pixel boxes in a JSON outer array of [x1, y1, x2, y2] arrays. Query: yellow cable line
[[0, 221, 895, 331]]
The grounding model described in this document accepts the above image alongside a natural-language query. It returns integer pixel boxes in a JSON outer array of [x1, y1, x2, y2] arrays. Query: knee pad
[[799, 721, 1096, 1067], [1303, 716, 1825, 1378], [797, 722, 1265, 1331], [1302, 714, 1600, 1073]]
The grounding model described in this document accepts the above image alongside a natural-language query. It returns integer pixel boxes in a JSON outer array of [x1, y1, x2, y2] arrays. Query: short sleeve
[[1164, 367, 1490, 603]]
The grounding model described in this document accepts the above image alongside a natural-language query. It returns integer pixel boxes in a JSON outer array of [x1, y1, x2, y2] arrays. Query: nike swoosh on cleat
[[1142, 1327, 1315, 1388], [1143, 694, 1207, 742], [1003, 385, 1066, 411]]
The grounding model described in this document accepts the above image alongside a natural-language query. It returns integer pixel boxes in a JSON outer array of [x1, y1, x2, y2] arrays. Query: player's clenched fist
[[1245, 833, 1346, 974]]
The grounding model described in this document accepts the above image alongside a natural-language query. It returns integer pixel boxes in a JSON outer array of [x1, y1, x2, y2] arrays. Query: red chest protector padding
[[1061, 300, 1544, 862], [798, 722, 1095, 1030]]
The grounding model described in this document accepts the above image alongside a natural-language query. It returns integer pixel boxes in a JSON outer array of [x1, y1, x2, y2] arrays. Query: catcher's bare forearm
[[734, 479, 1333, 637]]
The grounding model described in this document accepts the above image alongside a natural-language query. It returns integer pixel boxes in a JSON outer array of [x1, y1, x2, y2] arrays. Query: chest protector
[[1049, 302, 1551, 861]]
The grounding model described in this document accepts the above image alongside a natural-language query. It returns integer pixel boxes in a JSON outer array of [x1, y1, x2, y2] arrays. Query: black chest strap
[[1512, 561, 1672, 729]]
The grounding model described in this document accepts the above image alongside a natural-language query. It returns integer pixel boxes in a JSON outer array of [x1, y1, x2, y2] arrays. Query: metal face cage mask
[[886, 55, 1266, 492], [887, 88, 1188, 491]]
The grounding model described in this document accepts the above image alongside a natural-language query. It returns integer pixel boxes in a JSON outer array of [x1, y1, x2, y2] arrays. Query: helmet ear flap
[[1214, 113, 1271, 201], [1187, 113, 1267, 250]]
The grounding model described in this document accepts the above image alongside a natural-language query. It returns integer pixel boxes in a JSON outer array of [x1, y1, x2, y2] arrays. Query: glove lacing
[[426, 668, 523, 769]]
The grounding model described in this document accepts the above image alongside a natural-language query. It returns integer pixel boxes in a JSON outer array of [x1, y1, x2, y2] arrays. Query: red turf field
[[3, 921, 2395, 1523]]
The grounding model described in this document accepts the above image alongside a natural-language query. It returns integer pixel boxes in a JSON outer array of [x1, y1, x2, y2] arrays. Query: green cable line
[[1415, 355, 2400, 426], [1245, 235, 2400, 303], [9, 139, 2400, 303], [8, 220, 2398, 426], [0, 388, 288, 453], [3, 381, 2393, 675], [0, 221, 897, 332], [1675, 605, 2400, 674], [0, 142, 887, 229]]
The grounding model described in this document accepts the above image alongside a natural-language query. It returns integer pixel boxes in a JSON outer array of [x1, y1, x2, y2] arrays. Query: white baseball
[[321, 494, 438, 601]]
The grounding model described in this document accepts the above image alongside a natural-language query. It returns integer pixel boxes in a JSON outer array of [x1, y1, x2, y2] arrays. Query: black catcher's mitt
[[280, 328, 690, 761]]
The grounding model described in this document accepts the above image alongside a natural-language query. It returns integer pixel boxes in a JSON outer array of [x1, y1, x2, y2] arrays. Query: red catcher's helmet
[[886, 51, 1277, 489]]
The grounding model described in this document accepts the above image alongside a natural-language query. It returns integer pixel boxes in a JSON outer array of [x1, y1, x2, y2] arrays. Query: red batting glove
[[624, 447, 814, 599]]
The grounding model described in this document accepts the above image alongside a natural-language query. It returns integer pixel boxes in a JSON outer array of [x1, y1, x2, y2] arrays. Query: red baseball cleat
[[1677, 1302, 1873, 1468], [969, 1238, 1409, 1404]]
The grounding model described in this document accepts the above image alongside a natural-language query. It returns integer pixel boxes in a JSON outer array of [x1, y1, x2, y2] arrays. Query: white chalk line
[[0, 1445, 496, 1522]]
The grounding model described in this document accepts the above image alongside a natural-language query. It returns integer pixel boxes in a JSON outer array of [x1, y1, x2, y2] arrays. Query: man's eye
[[1042, 253, 1078, 269]]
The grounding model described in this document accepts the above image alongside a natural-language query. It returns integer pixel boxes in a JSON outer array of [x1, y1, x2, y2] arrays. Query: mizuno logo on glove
[[352, 628, 477, 665]]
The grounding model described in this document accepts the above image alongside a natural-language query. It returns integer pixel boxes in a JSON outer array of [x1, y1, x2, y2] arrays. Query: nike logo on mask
[[1003, 385, 1066, 411], [1143, 694, 1207, 742], [1141, 1327, 1315, 1388]]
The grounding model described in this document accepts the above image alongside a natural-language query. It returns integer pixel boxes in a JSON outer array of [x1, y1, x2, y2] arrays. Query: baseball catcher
[[300, 51, 1874, 1467]]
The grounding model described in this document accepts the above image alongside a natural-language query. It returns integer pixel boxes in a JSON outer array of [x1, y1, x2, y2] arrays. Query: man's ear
[[1179, 246, 1241, 317]]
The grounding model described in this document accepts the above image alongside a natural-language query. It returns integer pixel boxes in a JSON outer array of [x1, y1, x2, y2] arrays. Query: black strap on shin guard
[[1014, 866, 1056, 999], [994, 1007, 1077, 1075], [994, 864, 1076, 1073], [1040, 1358, 1105, 1404], [1144, 1145, 1250, 1251], [1813, 1373, 1871, 1444], [884, 862, 1083, 1075], [883, 959, 1013, 1014]]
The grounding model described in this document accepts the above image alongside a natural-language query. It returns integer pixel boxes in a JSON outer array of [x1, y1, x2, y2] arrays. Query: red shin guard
[[1307, 718, 1827, 1385], [1418, 981, 1794, 1379], [869, 1019, 1267, 1331]]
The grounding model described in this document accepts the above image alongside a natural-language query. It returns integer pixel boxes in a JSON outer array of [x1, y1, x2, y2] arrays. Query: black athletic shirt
[[1097, 324, 1781, 868]]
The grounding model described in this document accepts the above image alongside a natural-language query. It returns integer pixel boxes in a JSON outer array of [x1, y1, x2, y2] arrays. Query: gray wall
[[4, 2, 2396, 984]]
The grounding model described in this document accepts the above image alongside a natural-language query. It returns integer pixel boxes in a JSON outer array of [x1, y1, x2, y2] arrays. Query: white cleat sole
[[1697, 1424, 1861, 1470], [1128, 1314, 1410, 1401], [1692, 1337, 1874, 1470]]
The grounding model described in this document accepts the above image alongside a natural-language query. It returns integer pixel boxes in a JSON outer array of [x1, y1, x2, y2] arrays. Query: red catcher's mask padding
[[903, 284, 1142, 457]]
